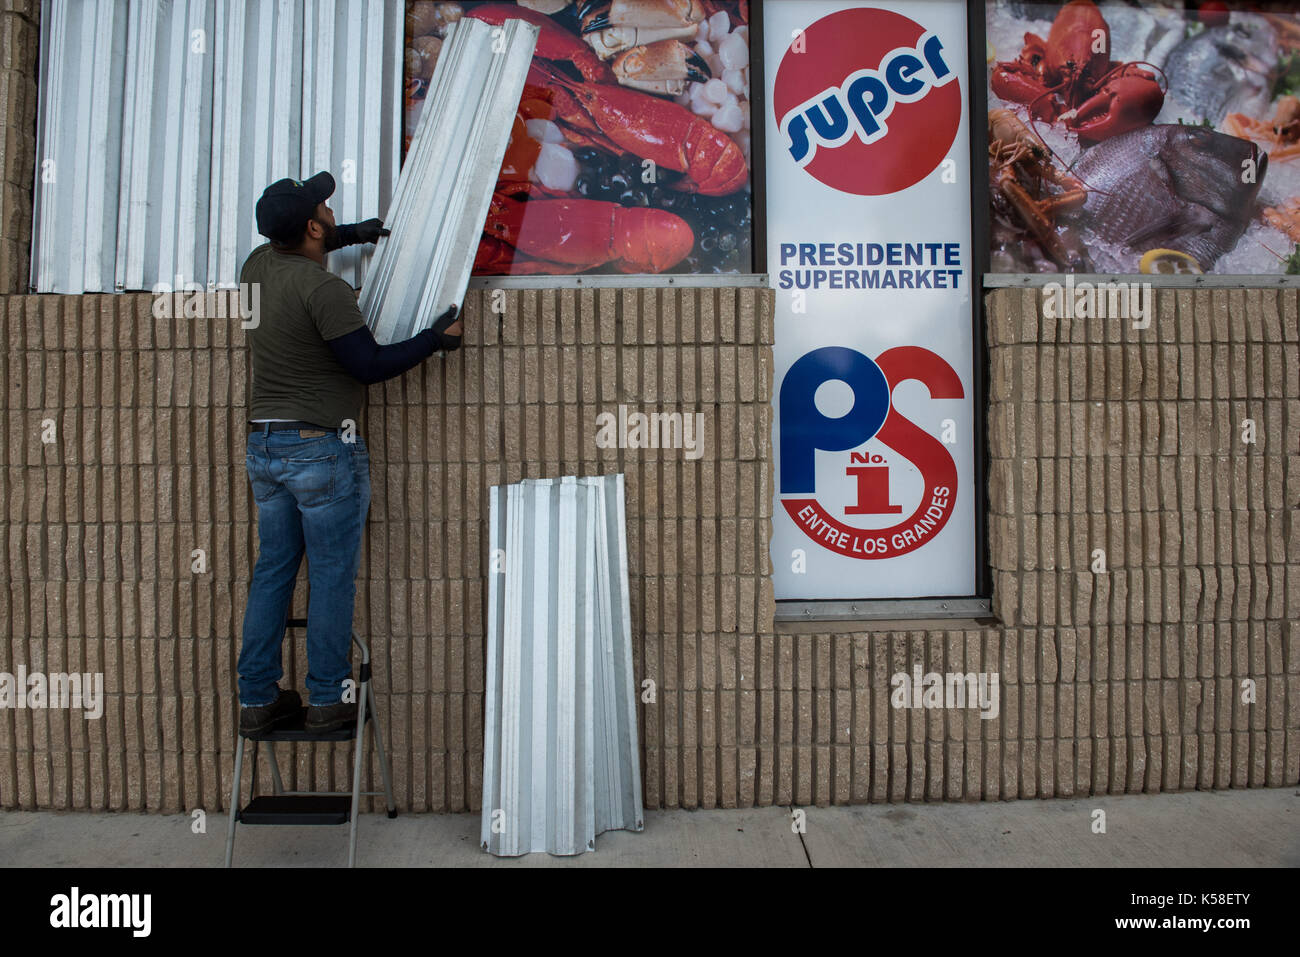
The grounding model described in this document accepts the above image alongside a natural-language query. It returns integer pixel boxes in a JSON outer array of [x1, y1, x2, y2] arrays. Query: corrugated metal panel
[[301, 0, 402, 288], [588, 474, 643, 835], [483, 475, 644, 857], [31, 0, 127, 294], [359, 17, 537, 345], [31, 0, 401, 293]]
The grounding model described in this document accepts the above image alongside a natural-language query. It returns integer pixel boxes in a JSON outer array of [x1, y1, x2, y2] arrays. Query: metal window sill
[[775, 616, 999, 635], [467, 274, 769, 289], [983, 273, 1300, 289], [775, 598, 993, 627]]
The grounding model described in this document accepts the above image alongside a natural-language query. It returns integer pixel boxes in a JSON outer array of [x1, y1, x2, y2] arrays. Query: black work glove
[[354, 218, 390, 244], [329, 218, 390, 250], [429, 304, 462, 353]]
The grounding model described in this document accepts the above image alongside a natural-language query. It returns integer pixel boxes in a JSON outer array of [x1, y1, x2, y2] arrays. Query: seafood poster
[[404, 1, 753, 275], [766, 0, 977, 601], [988, 0, 1300, 275]]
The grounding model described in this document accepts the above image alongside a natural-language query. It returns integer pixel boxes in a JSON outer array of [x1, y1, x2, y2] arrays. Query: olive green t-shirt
[[239, 243, 367, 428]]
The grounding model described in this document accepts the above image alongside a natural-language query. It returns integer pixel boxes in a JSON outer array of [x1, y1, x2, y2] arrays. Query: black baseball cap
[[255, 171, 335, 244]]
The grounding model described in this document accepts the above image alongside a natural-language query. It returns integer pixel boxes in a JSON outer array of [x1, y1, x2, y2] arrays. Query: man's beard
[[318, 218, 342, 252]]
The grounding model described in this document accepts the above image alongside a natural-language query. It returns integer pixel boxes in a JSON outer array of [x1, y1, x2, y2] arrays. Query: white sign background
[[765, 0, 976, 600]]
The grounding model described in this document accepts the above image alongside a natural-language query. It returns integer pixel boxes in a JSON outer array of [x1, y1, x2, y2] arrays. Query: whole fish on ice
[[1071, 124, 1266, 272], [1101, 2, 1185, 69], [1160, 15, 1279, 126]]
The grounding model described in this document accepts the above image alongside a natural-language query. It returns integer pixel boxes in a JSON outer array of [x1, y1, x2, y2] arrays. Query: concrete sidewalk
[[1, 788, 1295, 867]]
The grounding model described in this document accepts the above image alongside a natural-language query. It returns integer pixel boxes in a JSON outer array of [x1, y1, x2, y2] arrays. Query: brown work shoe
[[239, 687, 301, 737], [305, 699, 358, 734]]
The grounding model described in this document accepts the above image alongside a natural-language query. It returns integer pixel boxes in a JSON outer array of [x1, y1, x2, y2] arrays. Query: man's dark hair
[[270, 218, 311, 249]]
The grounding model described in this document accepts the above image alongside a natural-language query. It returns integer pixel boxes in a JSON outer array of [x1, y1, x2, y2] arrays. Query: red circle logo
[[772, 8, 962, 196]]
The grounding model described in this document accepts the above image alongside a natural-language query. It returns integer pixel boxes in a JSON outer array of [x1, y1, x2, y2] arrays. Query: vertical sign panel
[[766, 0, 976, 601]]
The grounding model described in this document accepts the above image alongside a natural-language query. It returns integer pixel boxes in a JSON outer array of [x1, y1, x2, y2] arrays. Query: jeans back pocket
[[283, 453, 338, 509]]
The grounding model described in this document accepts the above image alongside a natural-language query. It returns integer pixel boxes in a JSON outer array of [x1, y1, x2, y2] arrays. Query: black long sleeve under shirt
[[326, 324, 442, 385]]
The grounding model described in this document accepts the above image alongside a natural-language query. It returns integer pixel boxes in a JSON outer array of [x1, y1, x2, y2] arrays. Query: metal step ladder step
[[239, 794, 353, 826], [226, 624, 397, 867], [243, 705, 372, 743]]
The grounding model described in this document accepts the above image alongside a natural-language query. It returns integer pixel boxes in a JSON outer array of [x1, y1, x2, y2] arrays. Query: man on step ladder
[[237, 171, 463, 735]]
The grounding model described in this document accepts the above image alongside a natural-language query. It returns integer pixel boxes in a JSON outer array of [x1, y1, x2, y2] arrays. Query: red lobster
[[466, 3, 612, 82], [529, 61, 746, 194], [469, 3, 747, 196], [476, 185, 694, 274], [991, 0, 1164, 143]]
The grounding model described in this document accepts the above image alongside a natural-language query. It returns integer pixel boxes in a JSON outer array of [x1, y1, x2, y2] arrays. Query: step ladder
[[225, 621, 397, 867]]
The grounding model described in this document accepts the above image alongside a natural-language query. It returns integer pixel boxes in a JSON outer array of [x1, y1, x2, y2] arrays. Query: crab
[[609, 38, 710, 95], [579, 0, 708, 58]]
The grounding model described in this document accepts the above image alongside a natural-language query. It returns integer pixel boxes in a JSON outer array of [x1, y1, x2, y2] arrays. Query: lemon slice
[[1139, 249, 1203, 274], [986, 40, 995, 64]]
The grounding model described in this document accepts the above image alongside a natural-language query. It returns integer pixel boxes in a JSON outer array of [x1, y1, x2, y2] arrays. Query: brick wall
[[0, 0, 36, 294], [975, 287, 1299, 797], [0, 288, 781, 810], [1, 286, 1296, 813], [0, 0, 1296, 811]]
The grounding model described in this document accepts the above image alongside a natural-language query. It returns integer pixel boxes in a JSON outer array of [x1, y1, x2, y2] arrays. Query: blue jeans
[[239, 429, 371, 707]]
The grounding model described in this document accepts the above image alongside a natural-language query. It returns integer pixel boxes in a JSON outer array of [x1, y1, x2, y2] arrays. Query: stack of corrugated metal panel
[[359, 16, 537, 345], [483, 475, 644, 857], [31, 0, 401, 293]]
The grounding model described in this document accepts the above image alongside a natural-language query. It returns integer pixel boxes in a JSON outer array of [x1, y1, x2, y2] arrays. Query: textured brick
[[1, 271, 1296, 818]]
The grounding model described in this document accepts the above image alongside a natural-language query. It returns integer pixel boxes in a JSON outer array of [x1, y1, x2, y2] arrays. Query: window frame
[[772, 0, 994, 622]]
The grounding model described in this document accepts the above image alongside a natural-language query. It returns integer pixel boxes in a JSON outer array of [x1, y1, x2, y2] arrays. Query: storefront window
[[404, 0, 754, 276], [986, 0, 1300, 275]]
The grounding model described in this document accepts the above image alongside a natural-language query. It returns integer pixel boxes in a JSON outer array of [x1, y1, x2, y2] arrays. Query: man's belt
[[248, 420, 339, 434]]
